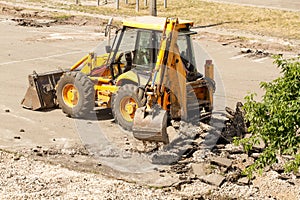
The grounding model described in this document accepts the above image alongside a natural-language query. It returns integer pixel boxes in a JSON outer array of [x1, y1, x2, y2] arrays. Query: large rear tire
[[112, 84, 143, 131], [56, 71, 95, 118]]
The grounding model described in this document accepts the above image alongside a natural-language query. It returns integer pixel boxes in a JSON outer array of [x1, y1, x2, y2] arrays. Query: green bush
[[235, 56, 300, 178]]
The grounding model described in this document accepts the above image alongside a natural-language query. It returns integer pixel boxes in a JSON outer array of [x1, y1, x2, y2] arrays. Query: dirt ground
[[205, 0, 300, 11], [0, 2, 299, 199]]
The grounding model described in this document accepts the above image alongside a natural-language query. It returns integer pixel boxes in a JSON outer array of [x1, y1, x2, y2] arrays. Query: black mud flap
[[21, 70, 65, 110]]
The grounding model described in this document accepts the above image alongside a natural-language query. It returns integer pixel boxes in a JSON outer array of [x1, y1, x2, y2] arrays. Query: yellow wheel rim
[[120, 97, 138, 122], [62, 84, 79, 107]]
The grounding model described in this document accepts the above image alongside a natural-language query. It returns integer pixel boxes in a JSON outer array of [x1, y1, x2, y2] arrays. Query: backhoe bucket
[[132, 105, 169, 144], [21, 70, 65, 110]]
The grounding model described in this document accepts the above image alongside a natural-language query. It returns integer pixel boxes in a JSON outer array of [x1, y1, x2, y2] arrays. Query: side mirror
[[105, 45, 112, 53], [104, 18, 113, 37]]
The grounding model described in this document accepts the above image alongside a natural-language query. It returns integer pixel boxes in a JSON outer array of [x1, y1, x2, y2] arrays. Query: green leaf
[[237, 56, 300, 176]]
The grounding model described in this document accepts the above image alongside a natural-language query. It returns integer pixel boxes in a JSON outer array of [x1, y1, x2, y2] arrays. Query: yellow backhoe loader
[[132, 18, 215, 144], [22, 16, 215, 145]]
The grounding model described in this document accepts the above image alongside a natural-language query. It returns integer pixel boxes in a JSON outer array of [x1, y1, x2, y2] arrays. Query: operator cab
[[106, 17, 201, 81]]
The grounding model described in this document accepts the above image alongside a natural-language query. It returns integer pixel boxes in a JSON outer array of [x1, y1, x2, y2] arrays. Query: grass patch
[[7, 0, 300, 39]]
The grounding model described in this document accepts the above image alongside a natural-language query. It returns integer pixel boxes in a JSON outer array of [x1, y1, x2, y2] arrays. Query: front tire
[[56, 71, 95, 118], [112, 84, 143, 131]]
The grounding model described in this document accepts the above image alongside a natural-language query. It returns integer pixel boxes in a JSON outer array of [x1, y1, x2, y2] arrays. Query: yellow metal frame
[[90, 77, 112, 84], [94, 84, 119, 107], [122, 16, 193, 31]]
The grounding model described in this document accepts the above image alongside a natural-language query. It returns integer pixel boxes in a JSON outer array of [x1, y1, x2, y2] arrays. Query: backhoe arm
[[147, 18, 188, 119], [132, 18, 192, 143]]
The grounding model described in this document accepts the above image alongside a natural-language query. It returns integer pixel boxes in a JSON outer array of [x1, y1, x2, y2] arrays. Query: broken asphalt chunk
[[191, 163, 210, 177], [200, 173, 225, 187], [237, 177, 250, 185], [210, 156, 232, 168], [151, 152, 180, 165]]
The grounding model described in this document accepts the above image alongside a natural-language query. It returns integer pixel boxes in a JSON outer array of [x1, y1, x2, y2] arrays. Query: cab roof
[[122, 16, 194, 31]]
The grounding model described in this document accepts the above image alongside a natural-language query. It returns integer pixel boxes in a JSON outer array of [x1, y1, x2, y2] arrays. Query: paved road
[[205, 0, 300, 11]]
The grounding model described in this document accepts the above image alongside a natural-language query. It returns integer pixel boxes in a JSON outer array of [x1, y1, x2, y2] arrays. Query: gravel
[[0, 151, 180, 199], [1, 150, 299, 199]]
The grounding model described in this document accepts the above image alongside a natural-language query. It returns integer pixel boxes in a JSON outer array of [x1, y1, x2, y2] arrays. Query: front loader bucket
[[21, 70, 65, 110], [132, 105, 169, 144]]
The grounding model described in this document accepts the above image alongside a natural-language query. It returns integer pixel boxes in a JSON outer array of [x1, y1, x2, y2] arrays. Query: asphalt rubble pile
[[2, 102, 299, 199], [155, 102, 300, 199]]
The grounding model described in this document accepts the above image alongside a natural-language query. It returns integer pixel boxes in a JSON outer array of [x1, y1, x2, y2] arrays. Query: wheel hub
[[125, 102, 136, 115], [62, 84, 78, 107], [120, 97, 138, 122]]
